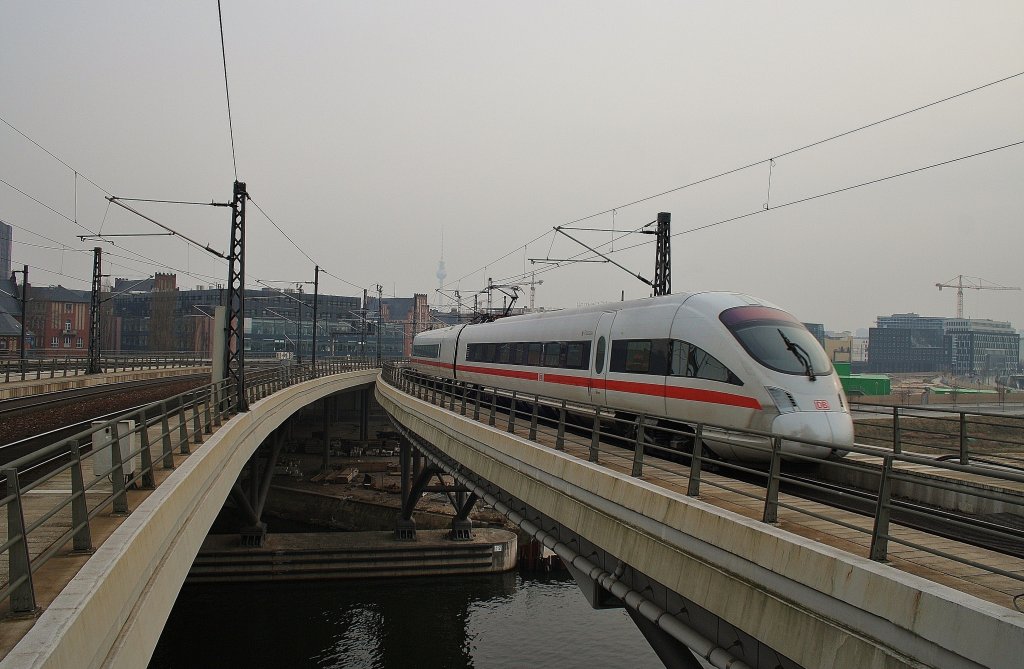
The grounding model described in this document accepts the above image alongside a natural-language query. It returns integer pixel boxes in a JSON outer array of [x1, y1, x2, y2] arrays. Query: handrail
[[383, 363, 1024, 602], [0, 353, 213, 383], [0, 356, 379, 614]]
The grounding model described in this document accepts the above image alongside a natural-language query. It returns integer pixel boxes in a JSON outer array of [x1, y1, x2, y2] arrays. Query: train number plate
[[814, 399, 830, 410]]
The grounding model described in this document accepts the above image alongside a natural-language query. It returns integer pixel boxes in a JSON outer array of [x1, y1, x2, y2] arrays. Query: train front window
[[720, 306, 832, 377]]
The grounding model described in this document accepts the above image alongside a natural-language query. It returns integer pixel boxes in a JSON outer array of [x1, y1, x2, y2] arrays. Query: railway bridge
[[1, 364, 1022, 668]]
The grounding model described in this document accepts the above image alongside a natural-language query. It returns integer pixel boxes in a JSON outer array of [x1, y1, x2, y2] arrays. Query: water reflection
[[151, 571, 660, 668]]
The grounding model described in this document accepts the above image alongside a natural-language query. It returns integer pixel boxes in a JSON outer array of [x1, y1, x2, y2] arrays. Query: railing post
[[4, 467, 37, 614], [631, 415, 645, 477], [870, 455, 895, 561], [448, 378, 456, 411], [555, 400, 566, 450], [67, 440, 93, 551], [138, 410, 155, 488], [529, 396, 539, 440], [431, 380, 437, 405], [109, 421, 129, 514], [460, 382, 468, 416], [212, 383, 223, 427], [687, 425, 704, 496], [488, 387, 497, 426], [160, 401, 174, 468], [192, 401, 203, 444], [473, 385, 481, 421], [507, 391, 517, 433], [588, 407, 600, 462], [203, 389, 213, 433], [762, 436, 783, 523], [892, 407, 901, 454], [177, 397, 190, 455], [959, 413, 969, 465]]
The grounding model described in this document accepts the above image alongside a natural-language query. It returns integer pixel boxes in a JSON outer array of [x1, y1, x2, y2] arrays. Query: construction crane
[[935, 275, 1021, 319]]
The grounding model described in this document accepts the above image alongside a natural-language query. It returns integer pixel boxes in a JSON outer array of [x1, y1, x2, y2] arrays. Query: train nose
[[771, 411, 853, 458]]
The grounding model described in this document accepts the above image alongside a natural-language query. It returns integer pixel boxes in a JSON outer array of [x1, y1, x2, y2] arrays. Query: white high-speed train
[[409, 292, 853, 462]]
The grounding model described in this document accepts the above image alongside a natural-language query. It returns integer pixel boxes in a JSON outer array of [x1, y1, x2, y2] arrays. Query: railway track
[[0, 375, 210, 468], [0, 373, 210, 418]]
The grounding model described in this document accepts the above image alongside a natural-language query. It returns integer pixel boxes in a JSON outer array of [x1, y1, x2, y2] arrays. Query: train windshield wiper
[[778, 329, 816, 381]]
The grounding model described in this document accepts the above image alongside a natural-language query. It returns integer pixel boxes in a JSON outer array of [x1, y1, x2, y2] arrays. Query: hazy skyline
[[2, 2, 1022, 333]]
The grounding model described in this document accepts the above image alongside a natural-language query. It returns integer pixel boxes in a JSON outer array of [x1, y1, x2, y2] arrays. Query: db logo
[[814, 399, 830, 410]]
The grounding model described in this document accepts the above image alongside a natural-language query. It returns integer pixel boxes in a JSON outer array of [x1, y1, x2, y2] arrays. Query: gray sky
[[2, 1, 1022, 333]]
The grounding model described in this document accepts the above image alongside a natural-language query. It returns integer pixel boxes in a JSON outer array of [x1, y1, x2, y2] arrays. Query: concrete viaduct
[[3, 368, 1022, 668]]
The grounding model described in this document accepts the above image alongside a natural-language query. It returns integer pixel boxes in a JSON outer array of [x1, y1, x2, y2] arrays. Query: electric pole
[[311, 265, 319, 370], [88, 248, 103, 374], [651, 212, 671, 296], [15, 264, 28, 370], [376, 283, 383, 365], [361, 288, 367, 360], [295, 284, 303, 365], [226, 180, 247, 411]]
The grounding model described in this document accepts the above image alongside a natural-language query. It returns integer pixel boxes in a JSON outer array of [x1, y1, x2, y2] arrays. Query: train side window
[[670, 340, 743, 386], [527, 343, 543, 366], [566, 342, 589, 370], [543, 342, 563, 367], [498, 343, 512, 364], [413, 343, 440, 358], [484, 343, 497, 363], [513, 343, 527, 365], [466, 344, 478, 362], [611, 339, 669, 375], [594, 337, 606, 374]]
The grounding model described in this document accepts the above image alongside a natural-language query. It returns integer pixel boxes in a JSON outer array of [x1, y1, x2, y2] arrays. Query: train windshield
[[720, 306, 832, 377]]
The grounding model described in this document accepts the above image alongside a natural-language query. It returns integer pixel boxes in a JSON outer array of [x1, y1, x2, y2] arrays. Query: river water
[[150, 570, 662, 668]]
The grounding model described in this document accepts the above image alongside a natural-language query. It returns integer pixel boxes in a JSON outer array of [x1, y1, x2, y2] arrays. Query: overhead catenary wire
[[0, 114, 113, 197], [490, 139, 1024, 288], [216, 0, 239, 180], [446, 69, 1024, 292], [0, 177, 97, 237], [247, 196, 366, 292]]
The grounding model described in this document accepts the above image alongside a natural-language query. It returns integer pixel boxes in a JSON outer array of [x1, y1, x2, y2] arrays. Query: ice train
[[409, 292, 853, 462]]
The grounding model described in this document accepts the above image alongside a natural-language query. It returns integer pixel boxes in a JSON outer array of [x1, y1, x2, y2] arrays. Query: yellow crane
[[935, 275, 1020, 319]]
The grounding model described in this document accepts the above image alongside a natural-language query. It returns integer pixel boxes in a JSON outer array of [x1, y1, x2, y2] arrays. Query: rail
[[0, 353, 212, 383], [384, 363, 1024, 608], [0, 357, 377, 615]]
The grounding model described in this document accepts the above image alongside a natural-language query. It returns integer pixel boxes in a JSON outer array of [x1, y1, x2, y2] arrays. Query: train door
[[589, 311, 616, 406]]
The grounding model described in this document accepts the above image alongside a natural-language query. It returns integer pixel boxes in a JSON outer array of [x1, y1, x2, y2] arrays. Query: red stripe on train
[[447, 363, 762, 410], [455, 364, 538, 380]]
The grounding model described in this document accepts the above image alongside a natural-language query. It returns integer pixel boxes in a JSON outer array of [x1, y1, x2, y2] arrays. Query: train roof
[[414, 291, 785, 338]]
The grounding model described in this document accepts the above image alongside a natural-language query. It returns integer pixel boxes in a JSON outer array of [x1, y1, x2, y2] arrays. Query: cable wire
[[0, 115, 113, 197], [450, 69, 1024, 289], [493, 139, 1024, 287], [217, 0, 239, 180]]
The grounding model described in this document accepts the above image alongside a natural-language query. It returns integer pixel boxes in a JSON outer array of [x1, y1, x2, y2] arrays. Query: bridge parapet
[[0, 362, 377, 667], [377, 375, 1024, 668]]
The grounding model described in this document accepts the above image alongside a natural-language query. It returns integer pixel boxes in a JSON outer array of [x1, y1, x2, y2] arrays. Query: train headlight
[[765, 386, 799, 414]]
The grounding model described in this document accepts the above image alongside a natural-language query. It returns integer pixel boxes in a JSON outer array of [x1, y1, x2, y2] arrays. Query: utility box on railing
[[91, 420, 138, 481]]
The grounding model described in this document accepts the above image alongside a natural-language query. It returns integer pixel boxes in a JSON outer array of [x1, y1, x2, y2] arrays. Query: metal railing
[[0, 357, 377, 614], [385, 364, 1024, 606], [0, 353, 212, 383], [851, 401, 1024, 468]]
